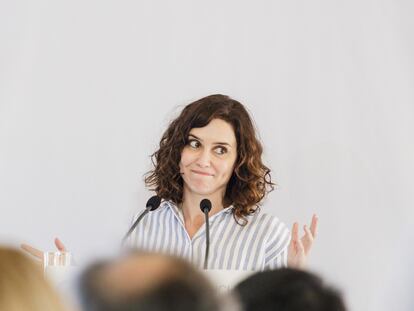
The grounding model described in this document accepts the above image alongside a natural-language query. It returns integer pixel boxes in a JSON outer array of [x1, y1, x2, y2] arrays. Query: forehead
[[189, 119, 237, 146]]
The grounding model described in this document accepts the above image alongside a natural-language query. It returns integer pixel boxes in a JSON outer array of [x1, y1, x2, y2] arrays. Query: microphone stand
[[200, 199, 212, 270], [121, 207, 150, 247], [121, 195, 161, 247], [203, 208, 210, 270]]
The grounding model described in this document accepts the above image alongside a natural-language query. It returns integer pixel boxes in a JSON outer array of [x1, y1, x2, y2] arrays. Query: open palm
[[287, 214, 318, 269], [21, 238, 67, 266]]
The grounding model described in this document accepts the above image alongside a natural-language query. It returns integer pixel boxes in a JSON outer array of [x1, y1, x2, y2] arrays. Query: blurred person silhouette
[[79, 251, 239, 311], [0, 247, 69, 311], [234, 268, 346, 311]]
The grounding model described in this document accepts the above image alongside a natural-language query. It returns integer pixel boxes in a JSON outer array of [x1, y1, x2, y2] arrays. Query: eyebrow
[[188, 134, 233, 147]]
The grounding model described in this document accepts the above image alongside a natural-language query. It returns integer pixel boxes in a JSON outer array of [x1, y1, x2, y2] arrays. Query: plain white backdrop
[[1, 1, 413, 310]]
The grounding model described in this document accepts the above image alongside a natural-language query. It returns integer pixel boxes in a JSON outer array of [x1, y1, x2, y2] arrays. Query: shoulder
[[245, 211, 290, 241], [148, 200, 175, 218], [133, 200, 173, 220], [246, 211, 287, 229]]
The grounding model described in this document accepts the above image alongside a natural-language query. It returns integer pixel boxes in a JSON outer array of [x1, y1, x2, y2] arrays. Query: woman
[[132, 94, 317, 269], [23, 94, 317, 269], [0, 247, 69, 311]]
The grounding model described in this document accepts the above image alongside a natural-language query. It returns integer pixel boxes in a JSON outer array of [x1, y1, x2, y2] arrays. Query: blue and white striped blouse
[[130, 201, 290, 271]]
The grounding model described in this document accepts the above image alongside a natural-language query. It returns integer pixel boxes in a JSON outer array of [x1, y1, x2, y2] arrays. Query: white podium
[[203, 269, 253, 293]]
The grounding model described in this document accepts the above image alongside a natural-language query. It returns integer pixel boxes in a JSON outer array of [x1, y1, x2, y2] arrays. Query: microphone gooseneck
[[200, 199, 212, 269], [121, 195, 162, 246]]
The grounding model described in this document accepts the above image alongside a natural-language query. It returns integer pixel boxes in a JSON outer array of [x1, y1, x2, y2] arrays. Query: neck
[[180, 188, 225, 225]]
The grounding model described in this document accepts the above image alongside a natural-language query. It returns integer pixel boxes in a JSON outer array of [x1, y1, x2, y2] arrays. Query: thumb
[[54, 238, 66, 252], [288, 223, 299, 253]]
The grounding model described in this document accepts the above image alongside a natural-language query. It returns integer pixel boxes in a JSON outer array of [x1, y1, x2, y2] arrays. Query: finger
[[291, 222, 299, 241], [303, 225, 313, 241], [302, 225, 314, 253], [20, 244, 43, 259], [310, 214, 319, 238], [288, 223, 299, 252], [295, 237, 305, 256], [293, 238, 306, 269], [54, 238, 67, 252]]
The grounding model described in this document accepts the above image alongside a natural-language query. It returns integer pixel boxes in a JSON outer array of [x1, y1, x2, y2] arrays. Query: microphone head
[[146, 195, 162, 211], [200, 199, 212, 213]]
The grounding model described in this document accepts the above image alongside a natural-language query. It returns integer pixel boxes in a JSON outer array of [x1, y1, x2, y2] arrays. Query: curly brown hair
[[145, 94, 275, 224]]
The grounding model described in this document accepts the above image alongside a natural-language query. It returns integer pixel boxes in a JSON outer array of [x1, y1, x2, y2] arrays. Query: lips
[[191, 169, 213, 176]]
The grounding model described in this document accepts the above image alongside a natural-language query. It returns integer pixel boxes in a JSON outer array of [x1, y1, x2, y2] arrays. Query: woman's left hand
[[287, 214, 319, 269]]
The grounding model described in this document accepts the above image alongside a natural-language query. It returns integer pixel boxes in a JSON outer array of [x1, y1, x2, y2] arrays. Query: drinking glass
[[43, 251, 72, 285]]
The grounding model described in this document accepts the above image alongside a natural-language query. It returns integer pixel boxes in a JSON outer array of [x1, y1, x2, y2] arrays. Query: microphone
[[200, 199, 212, 269], [121, 195, 162, 246]]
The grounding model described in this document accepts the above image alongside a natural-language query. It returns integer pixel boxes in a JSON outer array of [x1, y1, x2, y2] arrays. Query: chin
[[186, 182, 216, 196], [190, 186, 215, 196]]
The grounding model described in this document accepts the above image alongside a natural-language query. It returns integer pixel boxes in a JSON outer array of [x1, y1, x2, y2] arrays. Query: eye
[[188, 139, 201, 149], [214, 146, 228, 155]]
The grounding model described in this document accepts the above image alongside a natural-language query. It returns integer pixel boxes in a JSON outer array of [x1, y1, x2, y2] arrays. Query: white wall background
[[1, 1, 413, 310]]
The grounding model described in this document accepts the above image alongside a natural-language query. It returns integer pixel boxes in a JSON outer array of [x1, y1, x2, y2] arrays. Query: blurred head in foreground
[[0, 247, 68, 311], [235, 268, 346, 311], [80, 252, 237, 311]]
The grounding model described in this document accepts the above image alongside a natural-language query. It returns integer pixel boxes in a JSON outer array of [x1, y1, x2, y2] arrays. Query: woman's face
[[179, 118, 238, 198]]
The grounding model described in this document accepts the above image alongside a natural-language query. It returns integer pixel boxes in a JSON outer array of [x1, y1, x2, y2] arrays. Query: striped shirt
[[130, 201, 290, 271]]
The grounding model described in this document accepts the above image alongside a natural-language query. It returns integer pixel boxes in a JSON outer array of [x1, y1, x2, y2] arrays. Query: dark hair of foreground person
[[235, 268, 347, 311]]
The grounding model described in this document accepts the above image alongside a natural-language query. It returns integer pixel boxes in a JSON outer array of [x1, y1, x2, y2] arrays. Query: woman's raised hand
[[287, 214, 318, 269], [21, 238, 67, 263]]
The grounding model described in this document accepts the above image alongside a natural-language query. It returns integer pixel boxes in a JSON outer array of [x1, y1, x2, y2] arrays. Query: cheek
[[180, 149, 194, 168], [216, 159, 236, 178]]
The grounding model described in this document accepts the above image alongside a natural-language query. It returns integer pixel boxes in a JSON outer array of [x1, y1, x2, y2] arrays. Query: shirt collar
[[164, 200, 233, 221]]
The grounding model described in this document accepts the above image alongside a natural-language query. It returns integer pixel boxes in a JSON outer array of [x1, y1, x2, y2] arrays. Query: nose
[[196, 149, 211, 168]]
